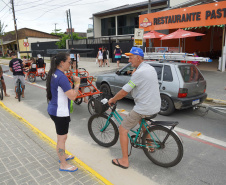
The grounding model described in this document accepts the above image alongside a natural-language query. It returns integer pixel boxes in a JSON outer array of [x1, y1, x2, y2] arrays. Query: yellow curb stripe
[[210, 98, 226, 103], [0, 101, 113, 185]]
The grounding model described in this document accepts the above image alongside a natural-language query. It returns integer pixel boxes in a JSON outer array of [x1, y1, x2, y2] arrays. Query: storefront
[[139, 1, 226, 71]]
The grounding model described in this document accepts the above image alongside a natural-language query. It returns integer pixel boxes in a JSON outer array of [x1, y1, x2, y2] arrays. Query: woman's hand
[[73, 75, 80, 84]]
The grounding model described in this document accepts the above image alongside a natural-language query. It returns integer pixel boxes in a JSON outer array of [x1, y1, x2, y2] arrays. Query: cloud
[[1, 0, 142, 34]]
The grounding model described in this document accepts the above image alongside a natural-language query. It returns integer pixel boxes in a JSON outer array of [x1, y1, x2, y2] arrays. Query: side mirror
[[116, 71, 120, 75]]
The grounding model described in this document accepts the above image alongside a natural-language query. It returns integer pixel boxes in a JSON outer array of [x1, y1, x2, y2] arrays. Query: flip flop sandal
[[59, 155, 74, 163], [112, 159, 128, 169], [59, 166, 78, 172]]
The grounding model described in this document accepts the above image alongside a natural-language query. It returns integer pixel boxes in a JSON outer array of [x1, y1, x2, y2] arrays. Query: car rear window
[[151, 65, 163, 80], [179, 65, 204, 83], [163, 65, 173, 82]]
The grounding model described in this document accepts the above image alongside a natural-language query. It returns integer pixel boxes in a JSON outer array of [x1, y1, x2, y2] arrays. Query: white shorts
[[13, 75, 25, 86], [98, 56, 103, 60]]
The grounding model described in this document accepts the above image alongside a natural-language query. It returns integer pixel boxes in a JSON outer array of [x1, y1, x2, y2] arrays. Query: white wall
[[93, 16, 101, 38], [170, 0, 189, 7]]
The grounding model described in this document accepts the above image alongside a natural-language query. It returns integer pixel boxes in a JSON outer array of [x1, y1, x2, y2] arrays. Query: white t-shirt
[[70, 53, 75, 59], [122, 62, 161, 115]]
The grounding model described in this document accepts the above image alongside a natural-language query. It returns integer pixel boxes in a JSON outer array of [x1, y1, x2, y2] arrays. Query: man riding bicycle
[[0, 64, 10, 97], [108, 47, 161, 169], [9, 53, 25, 99]]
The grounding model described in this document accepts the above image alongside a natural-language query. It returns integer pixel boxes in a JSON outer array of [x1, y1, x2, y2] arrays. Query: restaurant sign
[[139, 1, 226, 31]]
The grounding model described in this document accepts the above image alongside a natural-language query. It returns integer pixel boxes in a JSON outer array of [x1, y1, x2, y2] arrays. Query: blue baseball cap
[[125, 47, 144, 57]]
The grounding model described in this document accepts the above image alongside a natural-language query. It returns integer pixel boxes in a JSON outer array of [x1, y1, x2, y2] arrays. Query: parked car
[[95, 61, 207, 115]]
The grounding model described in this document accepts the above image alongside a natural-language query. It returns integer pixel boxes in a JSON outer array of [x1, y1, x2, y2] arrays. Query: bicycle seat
[[144, 114, 157, 120]]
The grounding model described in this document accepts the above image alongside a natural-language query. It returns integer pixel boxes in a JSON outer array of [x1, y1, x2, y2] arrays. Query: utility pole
[[66, 10, 70, 34], [68, 9, 73, 43], [11, 0, 19, 55], [54, 23, 58, 34], [148, 0, 152, 51]]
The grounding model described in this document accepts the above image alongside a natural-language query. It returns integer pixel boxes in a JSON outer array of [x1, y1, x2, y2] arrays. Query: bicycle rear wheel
[[41, 72, 47, 81], [74, 98, 83, 105], [88, 114, 119, 147], [0, 85, 3, 100], [17, 81, 22, 102], [28, 73, 36, 82], [142, 125, 183, 167]]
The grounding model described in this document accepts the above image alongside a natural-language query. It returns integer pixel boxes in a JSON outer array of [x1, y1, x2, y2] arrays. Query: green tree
[[51, 32, 86, 49], [0, 21, 7, 36]]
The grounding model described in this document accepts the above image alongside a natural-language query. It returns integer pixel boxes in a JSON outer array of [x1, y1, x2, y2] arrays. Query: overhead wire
[[0, 0, 11, 8]]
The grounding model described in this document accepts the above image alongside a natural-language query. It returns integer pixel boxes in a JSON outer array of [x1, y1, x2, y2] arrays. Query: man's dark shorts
[[0, 76, 4, 80]]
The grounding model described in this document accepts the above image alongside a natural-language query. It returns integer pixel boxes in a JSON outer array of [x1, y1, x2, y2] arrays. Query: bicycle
[[88, 96, 184, 167], [16, 79, 23, 102]]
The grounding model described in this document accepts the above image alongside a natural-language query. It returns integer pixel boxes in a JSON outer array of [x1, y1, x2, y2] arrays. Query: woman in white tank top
[[97, 48, 103, 67]]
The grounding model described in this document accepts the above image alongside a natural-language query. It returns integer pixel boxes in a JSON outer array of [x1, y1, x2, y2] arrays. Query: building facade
[[0, 28, 60, 56]]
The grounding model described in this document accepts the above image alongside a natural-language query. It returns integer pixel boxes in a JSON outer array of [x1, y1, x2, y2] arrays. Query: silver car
[[96, 61, 207, 115]]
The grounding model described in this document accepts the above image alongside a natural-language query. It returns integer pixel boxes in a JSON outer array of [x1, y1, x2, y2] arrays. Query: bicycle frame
[[101, 109, 161, 149]]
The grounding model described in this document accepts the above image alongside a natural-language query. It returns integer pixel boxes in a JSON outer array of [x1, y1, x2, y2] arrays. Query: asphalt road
[[1, 64, 226, 185]]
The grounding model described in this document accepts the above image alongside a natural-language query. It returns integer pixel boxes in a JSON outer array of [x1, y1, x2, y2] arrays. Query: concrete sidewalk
[[0, 104, 105, 185]]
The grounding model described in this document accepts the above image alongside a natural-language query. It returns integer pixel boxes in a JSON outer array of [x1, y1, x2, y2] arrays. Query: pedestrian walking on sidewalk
[[97, 48, 103, 67], [46, 52, 80, 172], [103, 47, 110, 67], [114, 45, 122, 68], [0, 64, 10, 97]]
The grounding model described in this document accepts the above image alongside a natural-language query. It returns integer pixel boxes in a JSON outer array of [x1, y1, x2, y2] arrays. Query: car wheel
[[100, 83, 112, 97], [159, 95, 175, 116]]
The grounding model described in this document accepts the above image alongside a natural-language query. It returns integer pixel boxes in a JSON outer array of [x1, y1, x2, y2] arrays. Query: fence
[[68, 36, 144, 63]]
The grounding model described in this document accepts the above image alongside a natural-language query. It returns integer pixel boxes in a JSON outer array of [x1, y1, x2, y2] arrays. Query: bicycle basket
[[94, 94, 110, 114]]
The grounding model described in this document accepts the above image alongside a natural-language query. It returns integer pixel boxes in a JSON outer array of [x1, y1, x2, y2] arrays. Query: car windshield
[[120, 65, 135, 75], [179, 65, 204, 83]]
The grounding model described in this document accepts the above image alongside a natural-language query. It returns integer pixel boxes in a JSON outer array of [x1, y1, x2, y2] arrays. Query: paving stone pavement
[[0, 106, 105, 185]]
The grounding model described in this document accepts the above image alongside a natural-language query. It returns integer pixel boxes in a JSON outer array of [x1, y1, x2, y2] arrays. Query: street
[[1, 63, 226, 185]]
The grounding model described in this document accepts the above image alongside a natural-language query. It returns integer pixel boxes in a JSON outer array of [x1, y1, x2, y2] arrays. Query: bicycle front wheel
[[142, 125, 183, 167], [88, 114, 119, 147], [88, 98, 96, 115]]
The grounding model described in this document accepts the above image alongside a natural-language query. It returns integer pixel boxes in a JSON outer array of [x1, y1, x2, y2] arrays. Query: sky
[[0, 0, 145, 34]]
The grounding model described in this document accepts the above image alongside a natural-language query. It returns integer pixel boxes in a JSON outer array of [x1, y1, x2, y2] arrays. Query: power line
[[1, 0, 11, 8], [0, 4, 8, 13], [0, 8, 11, 19]]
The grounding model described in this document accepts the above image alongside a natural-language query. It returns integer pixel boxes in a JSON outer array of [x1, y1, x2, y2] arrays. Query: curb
[[0, 101, 113, 185], [205, 97, 226, 105]]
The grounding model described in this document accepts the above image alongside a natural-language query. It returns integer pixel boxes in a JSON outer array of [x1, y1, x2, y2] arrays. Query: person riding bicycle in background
[[108, 47, 161, 169], [0, 64, 10, 97], [9, 53, 25, 99]]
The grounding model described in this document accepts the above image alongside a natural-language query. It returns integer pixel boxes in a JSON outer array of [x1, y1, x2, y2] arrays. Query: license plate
[[192, 99, 200, 105]]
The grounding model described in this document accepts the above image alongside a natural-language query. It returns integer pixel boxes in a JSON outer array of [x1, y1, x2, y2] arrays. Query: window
[[120, 65, 135, 75], [101, 17, 115, 36], [163, 65, 173, 82], [117, 13, 140, 35], [151, 65, 163, 80], [179, 65, 204, 83]]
